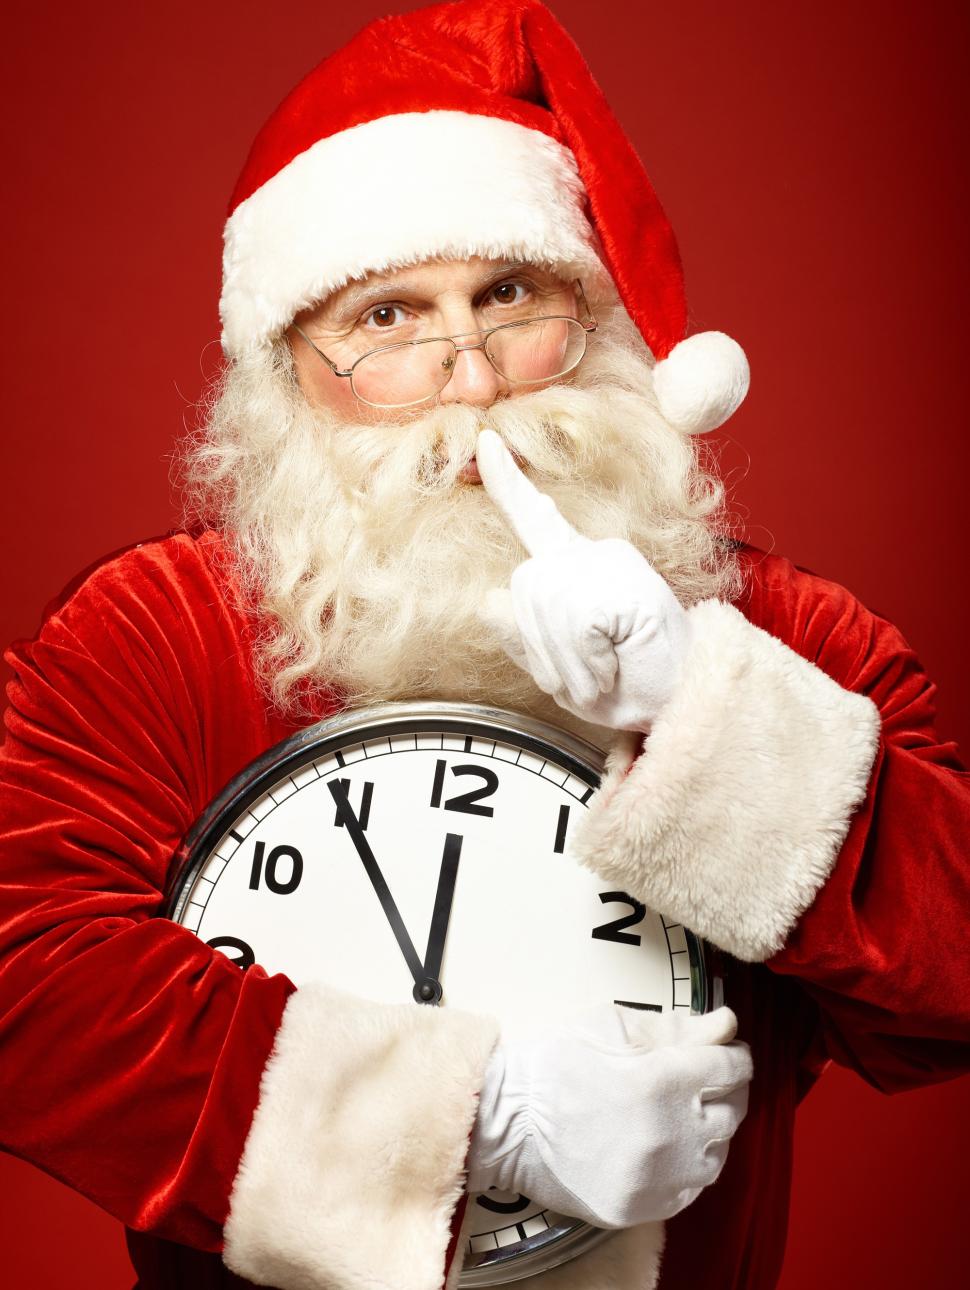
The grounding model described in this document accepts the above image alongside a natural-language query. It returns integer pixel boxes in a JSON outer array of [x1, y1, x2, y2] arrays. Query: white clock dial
[[167, 703, 711, 1286]]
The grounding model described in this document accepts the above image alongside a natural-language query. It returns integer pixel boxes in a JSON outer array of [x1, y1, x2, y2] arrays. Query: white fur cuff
[[572, 599, 881, 963], [223, 982, 499, 1290]]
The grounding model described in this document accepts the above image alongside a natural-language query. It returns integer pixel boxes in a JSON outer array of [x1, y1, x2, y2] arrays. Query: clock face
[[167, 702, 708, 1286]]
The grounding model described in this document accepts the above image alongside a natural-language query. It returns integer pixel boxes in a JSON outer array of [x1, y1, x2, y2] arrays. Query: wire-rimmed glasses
[[292, 280, 597, 409]]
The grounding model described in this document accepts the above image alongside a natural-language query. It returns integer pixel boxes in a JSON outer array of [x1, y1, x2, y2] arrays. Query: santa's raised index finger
[[476, 430, 580, 557]]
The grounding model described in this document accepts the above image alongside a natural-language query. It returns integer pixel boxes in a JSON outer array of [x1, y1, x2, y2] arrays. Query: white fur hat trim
[[220, 110, 610, 359], [653, 331, 750, 434]]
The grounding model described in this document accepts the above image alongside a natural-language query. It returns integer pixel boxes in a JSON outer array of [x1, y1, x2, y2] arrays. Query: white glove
[[466, 1005, 752, 1229], [476, 429, 691, 732]]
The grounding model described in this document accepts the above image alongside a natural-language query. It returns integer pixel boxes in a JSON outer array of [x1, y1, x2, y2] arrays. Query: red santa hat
[[220, 0, 749, 434]]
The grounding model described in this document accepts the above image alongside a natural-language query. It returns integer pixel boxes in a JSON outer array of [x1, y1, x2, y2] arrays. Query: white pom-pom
[[653, 331, 750, 434]]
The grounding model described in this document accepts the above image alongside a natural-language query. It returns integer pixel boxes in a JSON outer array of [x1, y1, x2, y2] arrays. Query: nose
[[438, 340, 509, 408]]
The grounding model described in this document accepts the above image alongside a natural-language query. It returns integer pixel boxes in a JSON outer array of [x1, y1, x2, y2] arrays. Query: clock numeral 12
[[249, 841, 304, 895], [429, 760, 499, 817]]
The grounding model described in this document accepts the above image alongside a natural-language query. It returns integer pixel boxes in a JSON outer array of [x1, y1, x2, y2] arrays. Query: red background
[[1, 1, 968, 1286]]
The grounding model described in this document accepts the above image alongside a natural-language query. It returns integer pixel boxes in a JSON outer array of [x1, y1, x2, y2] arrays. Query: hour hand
[[419, 833, 463, 1005], [327, 779, 424, 987]]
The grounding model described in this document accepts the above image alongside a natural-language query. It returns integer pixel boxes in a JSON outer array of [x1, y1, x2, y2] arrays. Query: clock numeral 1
[[249, 841, 304, 895], [429, 760, 498, 817], [332, 778, 374, 831], [553, 803, 570, 854], [592, 891, 646, 946]]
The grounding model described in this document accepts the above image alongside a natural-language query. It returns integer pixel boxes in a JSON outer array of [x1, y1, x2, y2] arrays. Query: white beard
[[182, 305, 740, 746]]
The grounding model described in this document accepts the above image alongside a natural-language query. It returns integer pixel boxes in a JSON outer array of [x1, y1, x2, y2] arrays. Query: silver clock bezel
[[168, 701, 612, 921], [166, 701, 712, 1285]]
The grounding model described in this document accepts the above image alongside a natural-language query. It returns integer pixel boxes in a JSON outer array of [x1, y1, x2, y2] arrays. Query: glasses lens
[[486, 317, 587, 385], [351, 339, 458, 408]]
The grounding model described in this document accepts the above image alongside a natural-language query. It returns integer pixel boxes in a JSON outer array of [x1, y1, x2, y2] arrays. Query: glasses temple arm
[[291, 324, 355, 378]]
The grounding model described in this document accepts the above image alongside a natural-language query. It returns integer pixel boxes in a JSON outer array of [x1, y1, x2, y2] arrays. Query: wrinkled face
[[185, 258, 739, 724], [287, 256, 585, 439]]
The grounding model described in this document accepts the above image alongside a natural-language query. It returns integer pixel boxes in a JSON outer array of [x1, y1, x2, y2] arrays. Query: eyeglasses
[[292, 279, 597, 409]]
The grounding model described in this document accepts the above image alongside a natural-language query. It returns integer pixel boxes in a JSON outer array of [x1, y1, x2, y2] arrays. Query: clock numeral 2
[[332, 778, 374, 831], [249, 841, 304, 895], [592, 891, 646, 946], [429, 760, 498, 817]]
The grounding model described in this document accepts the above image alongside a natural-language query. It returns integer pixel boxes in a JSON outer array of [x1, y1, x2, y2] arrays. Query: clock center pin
[[415, 978, 443, 1005]]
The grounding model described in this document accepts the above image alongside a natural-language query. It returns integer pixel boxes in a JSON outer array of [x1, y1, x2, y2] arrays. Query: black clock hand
[[327, 779, 424, 987], [419, 833, 463, 1005]]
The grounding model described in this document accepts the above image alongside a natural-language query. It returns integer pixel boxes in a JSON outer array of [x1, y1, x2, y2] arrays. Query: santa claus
[[0, 2, 966, 1290]]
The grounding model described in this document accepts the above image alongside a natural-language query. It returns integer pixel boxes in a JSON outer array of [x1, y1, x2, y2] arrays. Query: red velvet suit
[[0, 530, 967, 1290]]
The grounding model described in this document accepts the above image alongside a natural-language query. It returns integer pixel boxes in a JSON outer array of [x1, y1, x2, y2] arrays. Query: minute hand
[[327, 779, 424, 987]]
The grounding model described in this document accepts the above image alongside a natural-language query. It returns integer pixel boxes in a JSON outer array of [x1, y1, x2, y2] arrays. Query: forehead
[[313, 256, 565, 324]]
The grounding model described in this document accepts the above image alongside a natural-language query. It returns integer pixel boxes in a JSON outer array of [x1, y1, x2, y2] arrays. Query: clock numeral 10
[[249, 841, 304, 895], [429, 760, 499, 817]]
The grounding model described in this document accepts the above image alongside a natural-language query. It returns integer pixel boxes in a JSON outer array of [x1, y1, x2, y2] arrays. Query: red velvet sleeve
[[572, 544, 970, 1099], [753, 553, 970, 1093], [0, 535, 499, 1290], [0, 535, 296, 1250]]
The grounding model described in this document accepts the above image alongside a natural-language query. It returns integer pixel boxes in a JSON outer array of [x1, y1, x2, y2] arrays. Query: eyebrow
[[324, 261, 533, 323]]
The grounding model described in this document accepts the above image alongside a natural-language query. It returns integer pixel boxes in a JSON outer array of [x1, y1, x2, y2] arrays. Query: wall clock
[[167, 701, 715, 1284]]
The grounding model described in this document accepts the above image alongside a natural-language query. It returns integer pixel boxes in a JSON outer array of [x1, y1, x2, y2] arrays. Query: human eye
[[361, 303, 413, 332], [485, 279, 533, 308]]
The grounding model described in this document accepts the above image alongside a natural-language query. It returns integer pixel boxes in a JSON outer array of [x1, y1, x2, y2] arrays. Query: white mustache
[[180, 305, 739, 717]]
